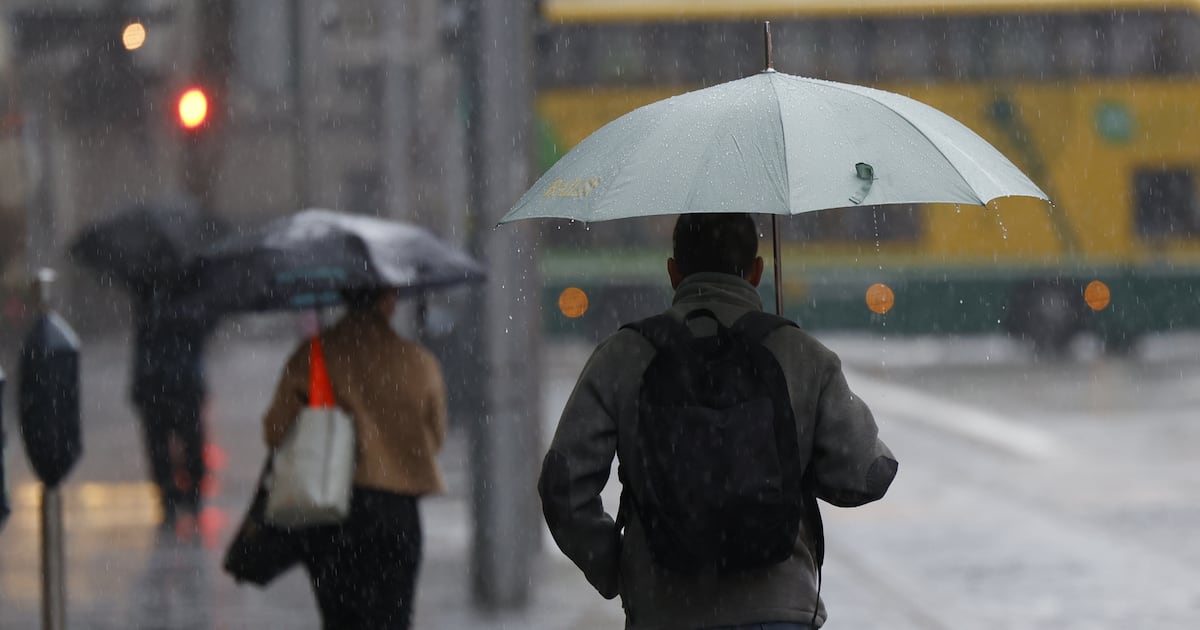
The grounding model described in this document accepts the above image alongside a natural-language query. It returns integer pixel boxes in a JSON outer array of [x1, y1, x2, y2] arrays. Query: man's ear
[[747, 256, 765, 287], [668, 258, 684, 289]]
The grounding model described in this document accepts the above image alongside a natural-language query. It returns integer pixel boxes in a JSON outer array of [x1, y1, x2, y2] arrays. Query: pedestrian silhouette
[[539, 213, 898, 629]]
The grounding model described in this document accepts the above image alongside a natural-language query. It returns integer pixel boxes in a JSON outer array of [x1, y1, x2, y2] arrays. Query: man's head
[[668, 213, 764, 288], [340, 287, 399, 317]]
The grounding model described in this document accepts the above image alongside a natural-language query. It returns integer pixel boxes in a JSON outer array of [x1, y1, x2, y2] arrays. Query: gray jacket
[[539, 272, 898, 629]]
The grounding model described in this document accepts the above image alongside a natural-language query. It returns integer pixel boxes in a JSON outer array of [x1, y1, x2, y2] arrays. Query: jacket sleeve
[[810, 355, 898, 507], [262, 345, 307, 448], [537, 338, 623, 600]]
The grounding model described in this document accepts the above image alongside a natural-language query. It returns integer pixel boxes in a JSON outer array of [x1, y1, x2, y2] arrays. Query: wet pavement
[[3, 326, 1200, 628], [0, 326, 624, 629]]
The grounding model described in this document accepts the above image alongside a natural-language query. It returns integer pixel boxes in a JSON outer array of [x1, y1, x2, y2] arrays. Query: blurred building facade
[[0, 0, 469, 335]]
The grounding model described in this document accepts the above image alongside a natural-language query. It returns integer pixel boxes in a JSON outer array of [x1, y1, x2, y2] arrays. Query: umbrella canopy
[[501, 70, 1047, 225], [176, 209, 485, 314], [70, 195, 225, 295]]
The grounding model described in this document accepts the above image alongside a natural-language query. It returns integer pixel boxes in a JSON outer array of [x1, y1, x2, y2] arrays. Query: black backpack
[[619, 308, 823, 574]]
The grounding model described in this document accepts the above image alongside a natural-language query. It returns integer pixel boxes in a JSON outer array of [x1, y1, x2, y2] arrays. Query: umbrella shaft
[[772, 215, 783, 316]]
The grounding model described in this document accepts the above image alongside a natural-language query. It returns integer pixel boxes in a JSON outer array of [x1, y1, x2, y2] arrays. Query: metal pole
[[470, 0, 540, 610], [290, 0, 312, 208], [763, 21, 774, 71], [381, 1, 414, 221], [764, 22, 783, 316], [40, 486, 65, 630]]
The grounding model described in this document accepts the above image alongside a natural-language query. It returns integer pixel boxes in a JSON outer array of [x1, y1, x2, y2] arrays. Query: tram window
[[937, 17, 986, 81], [1159, 14, 1200, 74], [784, 204, 921, 243], [826, 20, 871, 82], [1109, 14, 1165, 76], [590, 25, 651, 83], [1058, 15, 1108, 77], [771, 21, 827, 77], [651, 23, 703, 84], [694, 22, 760, 84], [871, 18, 936, 81], [537, 25, 581, 86], [983, 15, 1053, 79], [1135, 169, 1200, 238]]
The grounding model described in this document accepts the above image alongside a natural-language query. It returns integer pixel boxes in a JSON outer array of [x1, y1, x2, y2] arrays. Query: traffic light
[[175, 84, 219, 202], [176, 87, 211, 132]]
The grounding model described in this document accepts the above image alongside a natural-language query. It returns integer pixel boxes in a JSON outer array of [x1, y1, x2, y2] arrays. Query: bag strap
[[308, 336, 336, 408]]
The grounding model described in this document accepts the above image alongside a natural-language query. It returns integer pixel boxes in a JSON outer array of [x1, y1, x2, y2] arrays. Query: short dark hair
[[340, 287, 395, 310], [672, 213, 759, 278]]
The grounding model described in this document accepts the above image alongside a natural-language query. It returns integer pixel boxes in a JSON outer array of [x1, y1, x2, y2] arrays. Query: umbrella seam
[[766, 73, 792, 212]]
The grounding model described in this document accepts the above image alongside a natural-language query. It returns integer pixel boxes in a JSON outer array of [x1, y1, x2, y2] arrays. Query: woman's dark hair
[[340, 287, 394, 310], [672, 213, 759, 278]]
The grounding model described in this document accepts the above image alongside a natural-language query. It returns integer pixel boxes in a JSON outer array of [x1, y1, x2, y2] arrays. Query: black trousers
[[136, 396, 205, 517], [302, 488, 423, 630]]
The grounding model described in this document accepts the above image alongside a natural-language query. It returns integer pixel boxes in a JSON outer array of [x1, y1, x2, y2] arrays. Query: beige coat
[[263, 308, 447, 496]]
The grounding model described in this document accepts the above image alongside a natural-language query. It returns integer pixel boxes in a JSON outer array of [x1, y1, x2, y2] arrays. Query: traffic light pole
[[469, 0, 541, 609], [181, 1, 234, 206]]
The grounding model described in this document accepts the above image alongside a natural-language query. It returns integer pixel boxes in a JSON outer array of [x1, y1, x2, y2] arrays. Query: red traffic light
[[177, 87, 209, 130]]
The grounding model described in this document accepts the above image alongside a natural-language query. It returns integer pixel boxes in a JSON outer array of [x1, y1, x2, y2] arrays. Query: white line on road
[[844, 369, 1058, 460]]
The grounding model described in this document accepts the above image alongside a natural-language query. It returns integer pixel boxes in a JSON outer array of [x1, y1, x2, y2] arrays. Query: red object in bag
[[308, 336, 335, 408]]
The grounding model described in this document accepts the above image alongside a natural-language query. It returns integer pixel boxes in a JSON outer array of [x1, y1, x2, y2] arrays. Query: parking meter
[[18, 281, 82, 489]]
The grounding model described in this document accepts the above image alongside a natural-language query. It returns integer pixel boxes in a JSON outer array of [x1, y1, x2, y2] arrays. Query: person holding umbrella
[[130, 284, 216, 532], [70, 195, 224, 532], [539, 213, 898, 629], [260, 286, 447, 629]]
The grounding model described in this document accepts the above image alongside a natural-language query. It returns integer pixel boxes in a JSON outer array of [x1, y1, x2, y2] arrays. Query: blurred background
[[1, 1, 1200, 628]]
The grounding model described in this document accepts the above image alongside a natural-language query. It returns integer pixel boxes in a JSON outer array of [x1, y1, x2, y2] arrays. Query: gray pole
[[290, 0, 314, 208], [21, 102, 55, 275], [381, 1, 415, 221], [40, 487, 65, 630], [471, 0, 541, 609]]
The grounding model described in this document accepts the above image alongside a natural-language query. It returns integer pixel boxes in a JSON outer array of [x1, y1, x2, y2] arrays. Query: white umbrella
[[500, 25, 1048, 312]]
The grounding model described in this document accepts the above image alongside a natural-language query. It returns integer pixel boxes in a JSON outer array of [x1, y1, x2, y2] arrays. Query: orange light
[[1084, 280, 1111, 311], [122, 22, 146, 51], [558, 287, 589, 318], [177, 87, 209, 130], [865, 283, 895, 315]]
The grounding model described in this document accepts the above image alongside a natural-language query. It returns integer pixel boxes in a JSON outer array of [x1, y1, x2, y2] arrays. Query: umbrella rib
[[798, 77, 995, 204]]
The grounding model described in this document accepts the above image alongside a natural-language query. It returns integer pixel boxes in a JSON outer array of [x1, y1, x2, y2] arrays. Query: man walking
[[131, 294, 213, 531], [539, 213, 898, 629]]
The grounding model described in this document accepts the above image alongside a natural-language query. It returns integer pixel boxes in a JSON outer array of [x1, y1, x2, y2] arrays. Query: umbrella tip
[[763, 21, 774, 71]]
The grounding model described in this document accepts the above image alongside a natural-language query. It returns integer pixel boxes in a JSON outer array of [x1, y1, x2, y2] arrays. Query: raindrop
[[992, 202, 1009, 240]]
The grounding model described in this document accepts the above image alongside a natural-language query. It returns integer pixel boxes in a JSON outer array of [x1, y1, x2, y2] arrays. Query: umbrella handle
[[772, 215, 783, 316]]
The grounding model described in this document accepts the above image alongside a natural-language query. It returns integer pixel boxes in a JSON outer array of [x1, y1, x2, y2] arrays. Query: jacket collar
[[671, 272, 763, 312]]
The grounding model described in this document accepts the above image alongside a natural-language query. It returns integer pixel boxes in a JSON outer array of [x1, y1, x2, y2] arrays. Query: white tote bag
[[264, 336, 355, 528]]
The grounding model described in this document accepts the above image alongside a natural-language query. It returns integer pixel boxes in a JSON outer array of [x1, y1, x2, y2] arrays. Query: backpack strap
[[620, 308, 725, 351], [730, 311, 825, 624], [621, 313, 687, 351], [730, 310, 798, 343]]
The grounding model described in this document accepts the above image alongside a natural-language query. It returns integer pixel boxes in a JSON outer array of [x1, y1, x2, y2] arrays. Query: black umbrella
[[175, 209, 485, 315], [69, 195, 226, 296]]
